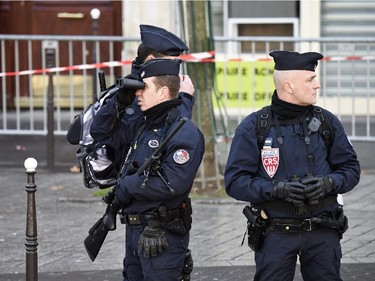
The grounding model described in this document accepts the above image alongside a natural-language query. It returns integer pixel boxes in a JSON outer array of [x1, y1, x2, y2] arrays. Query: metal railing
[[1, 35, 375, 142], [213, 36, 375, 142], [0, 34, 139, 135]]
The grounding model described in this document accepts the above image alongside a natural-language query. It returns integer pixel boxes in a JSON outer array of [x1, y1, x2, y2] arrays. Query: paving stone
[[1, 167, 375, 280]]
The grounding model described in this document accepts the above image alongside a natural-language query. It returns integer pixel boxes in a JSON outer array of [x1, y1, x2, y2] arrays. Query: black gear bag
[[66, 70, 120, 189]]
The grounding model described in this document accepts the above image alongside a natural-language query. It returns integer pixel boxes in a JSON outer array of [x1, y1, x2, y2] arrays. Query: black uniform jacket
[[224, 106, 360, 218], [91, 97, 205, 214]]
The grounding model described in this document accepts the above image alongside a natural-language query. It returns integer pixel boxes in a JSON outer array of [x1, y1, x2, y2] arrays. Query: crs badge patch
[[261, 148, 279, 178], [173, 149, 190, 164]]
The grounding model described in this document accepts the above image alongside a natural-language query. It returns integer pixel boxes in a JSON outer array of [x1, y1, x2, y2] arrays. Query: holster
[[180, 249, 193, 281], [242, 205, 268, 251], [180, 198, 193, 232], [311, 207, 348, 239], [164, 199, 192, 236]]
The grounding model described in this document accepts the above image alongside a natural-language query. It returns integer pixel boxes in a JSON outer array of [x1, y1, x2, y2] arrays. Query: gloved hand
[[272, 180, 306, 206], [300, 175, 335, 203], [102, 196, 122, 231], [138, 221, 169, 259], [115, 73, 140, 106], [131, 57, 143, 73]]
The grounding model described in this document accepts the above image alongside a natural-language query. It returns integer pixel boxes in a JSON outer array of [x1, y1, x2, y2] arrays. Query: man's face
[[288, 70, 321, 106], [135, 77, 162, 111]]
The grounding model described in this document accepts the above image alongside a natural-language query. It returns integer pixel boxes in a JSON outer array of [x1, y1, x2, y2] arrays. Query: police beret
[[140, 24, 188, 56], [269, 50, 323, 72], [137, 59, 182, 79]]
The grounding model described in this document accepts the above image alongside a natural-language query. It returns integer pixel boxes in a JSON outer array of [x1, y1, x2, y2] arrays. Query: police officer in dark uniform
[[224, 50, 360, 281], [121, 24, 195, 120], [91, 58, 205, 281], [116, 25, 197, 280]]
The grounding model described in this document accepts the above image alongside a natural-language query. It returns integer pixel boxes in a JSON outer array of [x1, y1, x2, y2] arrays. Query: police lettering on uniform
[[225, 50, 360, 281], [91, 58, 204, 281]]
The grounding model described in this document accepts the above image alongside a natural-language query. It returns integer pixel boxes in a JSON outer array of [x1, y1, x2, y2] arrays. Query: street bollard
[[24, 157, 38, 281]]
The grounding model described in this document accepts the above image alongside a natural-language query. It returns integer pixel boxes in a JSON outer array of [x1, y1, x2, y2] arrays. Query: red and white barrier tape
[[219, 55, 375, 63], [0, 51, 215, 77], [0, 60, 134, 77], [323, 56, 375, 61], [179, 50, 216, 62], [1, 50, 374, 77]]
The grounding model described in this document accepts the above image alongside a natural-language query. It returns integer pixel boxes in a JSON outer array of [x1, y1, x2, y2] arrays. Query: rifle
[[138, 117, 187, 192], [84, 217, 108, 261], [84, 70, 117, 261], [84, 116, 187, 261], [84, 187, 117, 261], [98, 69, 107, 94]]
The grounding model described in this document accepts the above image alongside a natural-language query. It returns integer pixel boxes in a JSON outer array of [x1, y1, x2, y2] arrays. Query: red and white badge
[[173, 149, 190, 164], [261, 148, 279, 178]]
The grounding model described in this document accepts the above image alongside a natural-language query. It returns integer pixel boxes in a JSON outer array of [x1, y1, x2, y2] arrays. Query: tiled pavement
[[0, 166, 374, 280]]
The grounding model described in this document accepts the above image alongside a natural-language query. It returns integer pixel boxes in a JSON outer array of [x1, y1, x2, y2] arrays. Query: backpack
[[255, 105, 334, 150], [66, 72, 120, 189]]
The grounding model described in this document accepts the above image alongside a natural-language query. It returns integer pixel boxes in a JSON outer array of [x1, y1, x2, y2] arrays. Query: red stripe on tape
[[1, 51, 375, 77]]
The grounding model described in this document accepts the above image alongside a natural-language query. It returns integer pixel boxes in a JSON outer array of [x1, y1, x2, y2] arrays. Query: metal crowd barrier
[[1, 35, 374, 143]]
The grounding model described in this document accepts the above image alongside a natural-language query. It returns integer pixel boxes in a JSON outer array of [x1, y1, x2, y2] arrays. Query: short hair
[[153, 75, 180, 99], [137, 43, 166, 62]]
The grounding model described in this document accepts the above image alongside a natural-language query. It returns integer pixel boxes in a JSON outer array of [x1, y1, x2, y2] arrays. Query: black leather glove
[[131, 57, 143, 73], [272, 180, 306, 206], [102, 196, 122, 231], [138, 220, 169, 259], [300, 175, 335, 203], [115, 73, 142, 106]]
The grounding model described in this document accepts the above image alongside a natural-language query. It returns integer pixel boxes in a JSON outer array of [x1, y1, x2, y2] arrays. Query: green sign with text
[[213, 60, 274, 109]]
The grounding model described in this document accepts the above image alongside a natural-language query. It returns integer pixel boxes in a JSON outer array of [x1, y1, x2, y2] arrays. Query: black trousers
[[123, 224, 189, 281], [254, 228, 342, 281]]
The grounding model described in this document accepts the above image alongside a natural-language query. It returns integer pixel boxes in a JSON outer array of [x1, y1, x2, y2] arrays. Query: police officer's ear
[[283, 80, 293, 94], [159, 85, 171, 100], [145, 54, 155, 62]]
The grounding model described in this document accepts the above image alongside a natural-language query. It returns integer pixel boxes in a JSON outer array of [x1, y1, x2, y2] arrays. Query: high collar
[[270, 90, 311, 119], [143, 98, 182, 128]]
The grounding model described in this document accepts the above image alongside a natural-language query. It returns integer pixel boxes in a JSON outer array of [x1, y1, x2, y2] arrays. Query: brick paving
[[0, 165, 374, 280]]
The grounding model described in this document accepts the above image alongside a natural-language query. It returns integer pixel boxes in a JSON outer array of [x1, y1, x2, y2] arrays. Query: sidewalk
[[0, 165, 374, 280], [1, 263, 375, 281]]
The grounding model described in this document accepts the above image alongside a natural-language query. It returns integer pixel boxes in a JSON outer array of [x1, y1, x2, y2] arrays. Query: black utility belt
[[121, 213, 148, 225], [269, 218, 317, 232], [120, 199, 193, 238], [120, 208, 184, 225], [268, 209, 347, 234]]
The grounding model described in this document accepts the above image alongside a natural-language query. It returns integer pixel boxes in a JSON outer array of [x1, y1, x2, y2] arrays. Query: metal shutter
[[321, 1, 375, 97]]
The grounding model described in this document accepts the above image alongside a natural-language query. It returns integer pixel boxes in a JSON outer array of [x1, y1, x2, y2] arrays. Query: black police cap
[[137, 59, 182, 79], [140, 24, 188, 56], [269, 50, 323, 72]]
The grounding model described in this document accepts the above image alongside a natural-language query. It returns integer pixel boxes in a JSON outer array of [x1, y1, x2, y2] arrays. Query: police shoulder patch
[[173, 149, 190, 164]]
